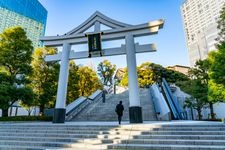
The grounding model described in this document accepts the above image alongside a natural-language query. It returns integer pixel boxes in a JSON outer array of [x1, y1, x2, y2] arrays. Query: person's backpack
[[115, 107, 118, 113]]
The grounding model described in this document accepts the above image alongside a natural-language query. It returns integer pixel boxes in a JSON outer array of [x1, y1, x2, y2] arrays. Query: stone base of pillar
[[52, 108, 65, 123], [129, 106, 143, 123]]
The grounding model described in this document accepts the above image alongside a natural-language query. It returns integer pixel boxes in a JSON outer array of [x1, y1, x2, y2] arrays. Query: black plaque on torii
[[87, 32, 102, 57]]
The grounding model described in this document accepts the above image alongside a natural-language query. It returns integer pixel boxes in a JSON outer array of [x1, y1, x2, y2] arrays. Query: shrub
[[0, 116, 52, 121]]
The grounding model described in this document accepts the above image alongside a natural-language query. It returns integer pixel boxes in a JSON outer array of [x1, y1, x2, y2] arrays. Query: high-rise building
[[181, 0, 225, 67], [0, 0, 47, 48]]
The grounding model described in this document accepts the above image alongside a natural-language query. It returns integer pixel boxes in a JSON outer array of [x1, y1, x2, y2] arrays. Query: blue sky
[[39, 0, 189, 69]]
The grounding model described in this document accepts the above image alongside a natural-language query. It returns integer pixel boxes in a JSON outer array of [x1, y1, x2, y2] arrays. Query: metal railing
[[65, 90, 103, 121]]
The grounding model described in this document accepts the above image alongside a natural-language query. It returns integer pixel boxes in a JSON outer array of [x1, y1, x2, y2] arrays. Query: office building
[[181, 0, 225, 66], [0, 0, 47, 48]]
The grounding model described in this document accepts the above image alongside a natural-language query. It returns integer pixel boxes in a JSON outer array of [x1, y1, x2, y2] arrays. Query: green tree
[[184, 96, 206, 120], [30, 47, 59, 115], [120, 62, 188, 87], [78, 66, 103, 96], [137, 64, 154, 87], [216, 5, 225, 43], [0, 74, 12, 117], [177, 60, 209, 119], [97, 60, 116, 86], [0, 27, 34, 117], [177, 79, 207, 120], [208, 43, 225, 101], [205, 6, 225, 117], [19, 88, 35, 116], [137, 62, 164, 87], [165, 69, 189, 84], [67, 61, 80, 104]]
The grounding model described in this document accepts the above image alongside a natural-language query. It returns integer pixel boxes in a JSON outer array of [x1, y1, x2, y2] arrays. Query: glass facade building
[[0, 0, 47, 48]]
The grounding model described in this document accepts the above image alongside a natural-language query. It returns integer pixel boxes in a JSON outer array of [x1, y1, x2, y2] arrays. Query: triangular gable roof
[[66, 11, 132, 35]]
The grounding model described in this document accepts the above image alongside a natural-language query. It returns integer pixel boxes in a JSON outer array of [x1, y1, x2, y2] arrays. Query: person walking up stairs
[[115, 101, 124, 124]]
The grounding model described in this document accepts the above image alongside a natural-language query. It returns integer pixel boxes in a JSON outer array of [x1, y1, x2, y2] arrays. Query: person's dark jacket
[[115, 104, 124, 116]]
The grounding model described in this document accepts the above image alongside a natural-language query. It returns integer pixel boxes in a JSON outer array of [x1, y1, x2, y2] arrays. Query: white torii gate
[[40, 11, 164, 123]]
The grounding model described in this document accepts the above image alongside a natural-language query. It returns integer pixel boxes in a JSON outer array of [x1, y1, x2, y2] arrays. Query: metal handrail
[[65, 90, 103, 120], [162, 82, 179, 119], [162, 78, 185, 120]]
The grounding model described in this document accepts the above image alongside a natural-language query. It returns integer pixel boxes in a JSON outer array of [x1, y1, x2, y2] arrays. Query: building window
[[191, 34, 195, 41]]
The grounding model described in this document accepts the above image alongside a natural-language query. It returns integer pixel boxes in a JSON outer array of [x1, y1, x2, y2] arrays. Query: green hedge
[[0, 116, 52, 121]]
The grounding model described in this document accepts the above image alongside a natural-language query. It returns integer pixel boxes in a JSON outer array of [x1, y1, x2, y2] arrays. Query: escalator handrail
[[162, 78, 184, 119], [161, 82, 179, 119]]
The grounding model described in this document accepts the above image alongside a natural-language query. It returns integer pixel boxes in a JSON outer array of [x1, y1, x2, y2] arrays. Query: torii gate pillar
[[53, 43, 71, 123], [126, 34, 143, 123]]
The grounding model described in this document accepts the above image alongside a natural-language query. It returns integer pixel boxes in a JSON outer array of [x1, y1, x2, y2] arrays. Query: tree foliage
[[97, 60, 116, 86], [78, 66, 103, 96], [67, 63, 104, 104], [18, 88, 35, 116], [0, 27, 34, 117], [137, 62, 158, 87], [177, 60, 209, 119], [120, 62, 189, 87], [216, 5, 225, 43], [207, 5, 225, 102], [184, 96, 206, 120], [67, 61, 80, 104], [208, 42, 225, 101], [31, 48, 103, 111], [30, 47, 59, 115], [0, 27, 33, 84]]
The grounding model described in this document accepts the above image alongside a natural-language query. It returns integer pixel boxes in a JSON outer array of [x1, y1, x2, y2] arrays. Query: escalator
[[161, 78, 186, 120]]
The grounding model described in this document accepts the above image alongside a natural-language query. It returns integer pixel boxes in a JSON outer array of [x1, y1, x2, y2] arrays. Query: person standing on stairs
[[115, 101, 124, 124]]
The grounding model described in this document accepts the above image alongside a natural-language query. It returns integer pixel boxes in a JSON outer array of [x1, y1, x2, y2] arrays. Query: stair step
[[133, 134, 225, 140], [0, 129, 136, 134], [0, 136, 114, 143], [138, 131, 225, 135], [119, 139, 225, 145], [1, 126, 225, 130], [0, 130, 225, 135], [0, 124, 224, 128], [0, 145, 43, 150], [0, 145, 110, 150], [0, 132, 133, 139], [0, 140, 110, 149], [108, 144, 225, 150]]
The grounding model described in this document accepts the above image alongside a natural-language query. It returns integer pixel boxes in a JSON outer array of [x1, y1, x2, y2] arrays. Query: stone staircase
[[71, 88, 157, 121], [0, 122, 225, 149]]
